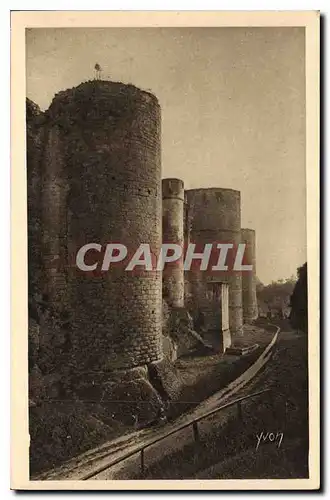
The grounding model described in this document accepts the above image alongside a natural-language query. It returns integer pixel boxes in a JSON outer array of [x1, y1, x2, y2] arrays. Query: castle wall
[[40, 81, 163, 374], [184, 188, 243, 337], [162, 178, 185, 308], [26, 99, 45, 302], [241, 228, 258, 323]]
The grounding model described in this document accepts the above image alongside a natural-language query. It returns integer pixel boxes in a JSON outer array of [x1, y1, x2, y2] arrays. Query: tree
[[289, 262, 308, 332], [257, 277, 295, 311]]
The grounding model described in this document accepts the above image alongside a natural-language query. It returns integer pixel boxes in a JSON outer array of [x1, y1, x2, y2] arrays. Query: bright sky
[[26, 27, 306, 284]]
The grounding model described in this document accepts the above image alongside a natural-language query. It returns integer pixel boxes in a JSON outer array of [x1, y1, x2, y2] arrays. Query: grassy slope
[[131, 323, 309, 479]]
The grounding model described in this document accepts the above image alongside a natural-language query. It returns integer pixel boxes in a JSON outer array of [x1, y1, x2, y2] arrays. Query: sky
[[26, 27, 306, 284]]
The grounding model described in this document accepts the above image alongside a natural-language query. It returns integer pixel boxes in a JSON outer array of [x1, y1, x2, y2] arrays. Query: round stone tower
[[185, 187, 243, 336], [162, 178, 185, 308], [41, 81, 163, 377], [241, 228, 258, 323]]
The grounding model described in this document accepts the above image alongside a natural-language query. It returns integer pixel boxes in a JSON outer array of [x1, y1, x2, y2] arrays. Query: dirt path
[[101, 323, 308, 480], [35, 323, 281, 480]]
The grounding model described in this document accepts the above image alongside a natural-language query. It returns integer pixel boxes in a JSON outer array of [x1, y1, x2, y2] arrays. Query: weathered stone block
[[162, 335, 178, 362], [101, 376, 163, 427], [148, 357, 182, 402]]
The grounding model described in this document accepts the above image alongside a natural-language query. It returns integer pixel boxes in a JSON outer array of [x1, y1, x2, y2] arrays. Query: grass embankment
[[131, 324, 309, 479], [167, 324, 272, 420], [30, 324, 273, 476]]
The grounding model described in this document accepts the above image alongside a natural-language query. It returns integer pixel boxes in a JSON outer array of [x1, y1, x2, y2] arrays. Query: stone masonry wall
[[185, 188, 243, 336], [26, 98, 45, 302], [39, 81, 163, 374], [162, 178, 185, 308]]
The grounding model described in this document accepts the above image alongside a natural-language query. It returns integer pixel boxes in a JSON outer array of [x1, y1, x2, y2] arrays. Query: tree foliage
[[289, 262, 308, 332], [256, 263, 308, 330], [257, 275, 296, 313]]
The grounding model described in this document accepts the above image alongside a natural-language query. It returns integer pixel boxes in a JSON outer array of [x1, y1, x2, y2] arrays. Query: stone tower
[[185, 187, 243, 337], [37, 81, 168, 421], [162, 178, 185, 308], [241, 228, 258, 323]]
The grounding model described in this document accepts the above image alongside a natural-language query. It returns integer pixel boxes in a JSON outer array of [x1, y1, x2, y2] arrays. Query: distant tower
[[241, 228, 258, 323], [162, 178, 185, 308], [94, 63, 102, 80], [185, 188, 243, 338]]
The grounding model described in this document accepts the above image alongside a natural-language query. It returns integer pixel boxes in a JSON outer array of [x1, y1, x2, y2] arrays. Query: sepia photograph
[[11, 10, 320, 490]]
